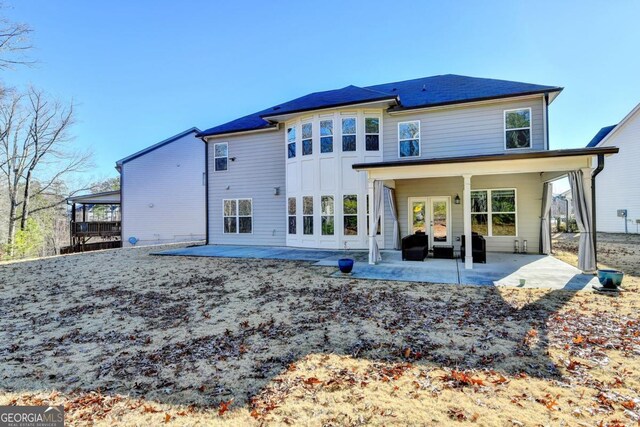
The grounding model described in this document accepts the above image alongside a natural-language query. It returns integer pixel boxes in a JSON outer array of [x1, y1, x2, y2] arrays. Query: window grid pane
[[343, 195, 358, 235], [214, 143, 228, 171], [399, 121, 420, 157], [342, 118, 356, 152], [320, 120, 333, 153]]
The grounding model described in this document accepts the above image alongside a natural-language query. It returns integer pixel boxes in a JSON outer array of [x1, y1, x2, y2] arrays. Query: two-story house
[[197, 75, 617, 272]]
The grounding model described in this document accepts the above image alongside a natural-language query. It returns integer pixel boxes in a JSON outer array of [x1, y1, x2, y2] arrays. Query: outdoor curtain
[[368, 180, 383, 264], [385, 187, 401, 250], [540, 182, 552, 255], [568, 170, 596, 272]]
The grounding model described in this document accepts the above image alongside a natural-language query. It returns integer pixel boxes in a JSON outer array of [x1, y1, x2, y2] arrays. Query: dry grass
[[0, 239, 639, 426]]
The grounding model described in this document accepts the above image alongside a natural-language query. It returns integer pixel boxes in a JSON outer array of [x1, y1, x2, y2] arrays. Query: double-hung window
[[398, 121, 420, 157], [223, 199, 252, 234], [343, 195, 358, 235], [303, 196, 313, 235], [471, 189, 516, 236], [321, 196, 334, 235], [342, 118, 356, 152], [320, 119, 333, 153], [287, 197, 296, 234], [214, 142, 228, 171], [504, 108, 531, 149], [302, 122, 313, 155], [287, 126, 296, 158], [365, 117, 380, 151]]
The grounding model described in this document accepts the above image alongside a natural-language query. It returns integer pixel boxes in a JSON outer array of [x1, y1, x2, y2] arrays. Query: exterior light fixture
[[273, 186, 280, 196], [454, 194, 460, 205], [230, 157, 237, 162]]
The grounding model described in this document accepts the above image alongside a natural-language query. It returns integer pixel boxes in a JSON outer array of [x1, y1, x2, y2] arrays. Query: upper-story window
[[342, 118, 356, 152], [214, 142, 228, 171], [287, 126, 296, 158], [320, 120, 333, 153], [365, 118, 380, 151], [302, 122, 313, 155], [504, 108, 531, 149], [398, 121, 420, 157]]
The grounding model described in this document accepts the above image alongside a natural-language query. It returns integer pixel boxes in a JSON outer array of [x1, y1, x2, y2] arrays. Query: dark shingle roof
[[586, 125, 617, 148], [198, 74, 562, 137]]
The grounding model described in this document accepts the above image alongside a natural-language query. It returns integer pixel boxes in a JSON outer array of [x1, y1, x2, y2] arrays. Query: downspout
[[591, 154, 605, 267], [200, 136, 210, 245]]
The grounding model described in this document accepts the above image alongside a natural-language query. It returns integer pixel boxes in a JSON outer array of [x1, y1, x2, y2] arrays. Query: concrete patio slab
[[154, 245, 599, 290]]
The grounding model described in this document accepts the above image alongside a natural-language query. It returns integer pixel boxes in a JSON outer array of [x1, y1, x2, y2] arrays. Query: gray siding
[[382, 97, 545, 161], [390, 173, 543, 253], [207, 128, 286, 245]]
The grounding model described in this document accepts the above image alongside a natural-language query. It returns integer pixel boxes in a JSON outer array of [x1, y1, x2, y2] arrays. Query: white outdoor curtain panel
[[568, 170, 596, 272], [540, 182, 552, 255], [369, 180, 384, 264], [385, 187, 401, 250]]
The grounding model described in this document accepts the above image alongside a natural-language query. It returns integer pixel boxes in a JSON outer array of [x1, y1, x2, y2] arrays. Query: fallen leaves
[[440, 370, 485, 388], [217, 398, 233, 416]]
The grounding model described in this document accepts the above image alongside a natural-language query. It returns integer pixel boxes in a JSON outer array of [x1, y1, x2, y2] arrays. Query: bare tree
[[0, 9, 33, 70], [0, 88, 92, 254]]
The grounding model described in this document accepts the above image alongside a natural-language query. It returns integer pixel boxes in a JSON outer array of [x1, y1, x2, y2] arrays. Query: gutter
[[591, 153, 605, 268]]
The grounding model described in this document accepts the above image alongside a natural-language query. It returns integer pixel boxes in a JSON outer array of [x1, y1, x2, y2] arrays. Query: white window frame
[[398, 120, 421, 158], [503, 108, 532, 150], [302, 195, 314, 235], [319, 119, 334, 154], [341, 117, 357, 152], [470, 188, 518, 237], [343, 194, 358, 236], [222, 198, 253, 234], [320, 195, 335, 236], [286, 125, 296, 159], [213, 142, 228, 172], [301, 121, 313, 156], [287, 196, 297, 235], [365, 116, 381, 151]]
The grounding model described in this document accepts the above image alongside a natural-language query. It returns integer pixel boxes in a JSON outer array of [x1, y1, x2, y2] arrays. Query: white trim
[[503, 108, 532, 151], [222, 198, 253, 234], [286, 125, 297, 159], [213, 142, 229, 172], [398, 120, 421, 158], [430, 196, 452, 246], [470, 188, 518, 237], [261, 98, 398, 121]]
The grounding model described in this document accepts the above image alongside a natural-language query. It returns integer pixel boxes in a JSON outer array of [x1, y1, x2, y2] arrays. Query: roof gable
[[116, 127, 200, 167], [586, 102, 640, 148], [586, 125, 616, 148]]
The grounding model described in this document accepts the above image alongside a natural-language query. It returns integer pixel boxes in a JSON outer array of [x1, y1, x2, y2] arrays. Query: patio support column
[[462, 174, 473, 270], [367, 177, 375, 265]]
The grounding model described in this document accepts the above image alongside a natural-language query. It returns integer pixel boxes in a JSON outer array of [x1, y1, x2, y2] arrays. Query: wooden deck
[[71, 221, 121, 237]]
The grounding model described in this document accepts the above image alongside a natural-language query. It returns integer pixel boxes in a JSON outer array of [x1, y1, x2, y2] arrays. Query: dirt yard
[[0, 240, 639, 426]]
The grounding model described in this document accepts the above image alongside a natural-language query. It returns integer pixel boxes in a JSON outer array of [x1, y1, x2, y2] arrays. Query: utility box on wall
[[617, 209, 627, 217]]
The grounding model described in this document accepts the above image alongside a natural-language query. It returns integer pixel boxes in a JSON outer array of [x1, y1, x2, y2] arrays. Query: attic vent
[[273, 106, 281, 111], [422, 84, 427, 92]]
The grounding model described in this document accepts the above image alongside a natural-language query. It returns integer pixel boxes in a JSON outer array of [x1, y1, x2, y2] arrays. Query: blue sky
[[4, 1, 640, 188]]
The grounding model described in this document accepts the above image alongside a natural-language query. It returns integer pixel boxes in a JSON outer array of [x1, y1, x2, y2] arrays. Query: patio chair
[[461, 233, 486, 263], [402, 232, 429, 261]]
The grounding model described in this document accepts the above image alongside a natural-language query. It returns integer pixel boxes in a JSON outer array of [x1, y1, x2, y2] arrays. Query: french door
[[408, 196, 451, 248]]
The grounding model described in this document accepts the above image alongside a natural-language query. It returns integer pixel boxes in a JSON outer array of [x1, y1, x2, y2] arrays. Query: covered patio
[[156, 244, 598, 289], [357, 147, 619, 273]]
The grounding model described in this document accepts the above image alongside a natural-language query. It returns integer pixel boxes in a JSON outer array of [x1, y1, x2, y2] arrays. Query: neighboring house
[[551, 189, 574, 231], [586, 103, 640, 234], [116, 128, 206, 247], [197, 74, 617, 270]]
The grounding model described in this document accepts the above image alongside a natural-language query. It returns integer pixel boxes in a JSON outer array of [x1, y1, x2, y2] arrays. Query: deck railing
[[71, 221, 121, 237]]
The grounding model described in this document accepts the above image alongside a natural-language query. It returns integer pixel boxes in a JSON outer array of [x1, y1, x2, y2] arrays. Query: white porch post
[[463, 174, 473, 269], [367, 177, 375, 265]]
